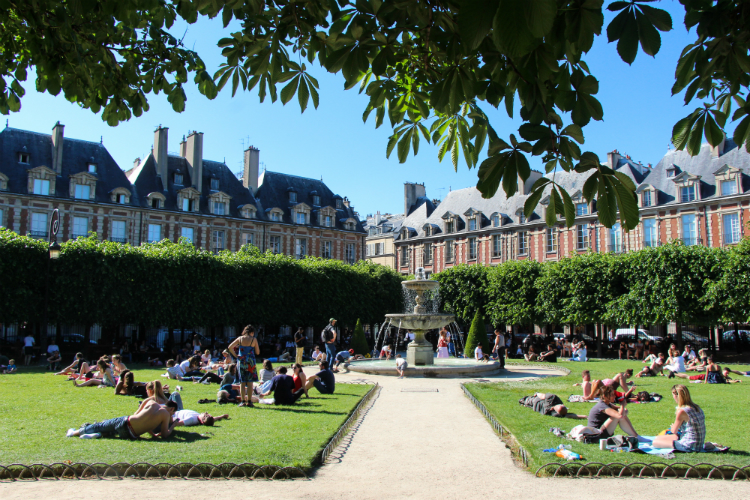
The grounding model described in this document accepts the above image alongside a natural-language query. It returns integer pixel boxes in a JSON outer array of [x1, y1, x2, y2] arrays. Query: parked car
[[680, 331, 710, 348], [46, 334, 97, 346], [722, 330, 750, 349], [614, 328, 662, 342]]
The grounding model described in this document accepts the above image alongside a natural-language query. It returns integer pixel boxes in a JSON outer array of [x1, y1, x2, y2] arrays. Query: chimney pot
[[51, 121, 65, 173], [153, 126, 169, 185]]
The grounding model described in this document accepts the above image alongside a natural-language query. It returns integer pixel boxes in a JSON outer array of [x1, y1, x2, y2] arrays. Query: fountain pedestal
[[406, 329, 434, 366]]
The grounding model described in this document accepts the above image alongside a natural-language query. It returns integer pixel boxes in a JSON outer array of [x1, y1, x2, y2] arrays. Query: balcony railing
[[29, 230, 47, 239], [72, 233, 88, 239], [110, 237, 128, 244]]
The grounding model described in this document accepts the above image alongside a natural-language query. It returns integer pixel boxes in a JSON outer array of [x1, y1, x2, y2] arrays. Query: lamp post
[[41, 209, 61, 352]]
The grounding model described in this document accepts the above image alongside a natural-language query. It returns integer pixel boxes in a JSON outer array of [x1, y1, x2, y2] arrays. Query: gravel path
[[2, 365, 749, 499]]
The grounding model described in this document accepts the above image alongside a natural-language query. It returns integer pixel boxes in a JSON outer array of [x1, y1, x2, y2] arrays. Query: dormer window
[[28, 166, 56, 196], [492, 214, 500, 227], [518, 214, 526, 224], [296, 211, 306, 224], [312, 195, 320, 206], [289, 191, 297, 203], [213, 201, 226, 215], [576, 203, 588, 216], [0, 172, 8, 191], [667, 166, 677, 178], [642, 190, 652, 207], [33, 179, 50, 195], [445, 220, 454, 234], [147, 192, 166, 209], [336, 199, 343, 209], [210, 178, 220, 190], [18, 153, 30, 164], [174, 173, 183, 185], [681, 185, 696, 202], [183, 198, 195, 211], [240, 205, 257, 219], [721, 179, 738, 196], [74, 184, 90, 199], [88, 163, 97, 174], [117, 194, 126, 204], [469, 218, 477, 231], [152, 198, 160, 208], [110, 187, 131, 205], [424, 226, 431, 237]]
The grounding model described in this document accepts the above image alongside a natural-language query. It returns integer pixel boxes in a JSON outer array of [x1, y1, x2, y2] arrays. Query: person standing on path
[[322, 318, 338, 368], [436, 331, 449, 358], [493, 328, 506, 368], [23, 330, 35, 366], [294, 327, 306, 365], [228, 325, 260, 407]]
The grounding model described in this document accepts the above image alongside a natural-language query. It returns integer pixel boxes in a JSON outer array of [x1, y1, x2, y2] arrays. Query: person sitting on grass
[[636, 353, 666, 377], [652, 384, 708, 452], [312, 345, 326, 362], [141, 380, 181, 410], [524, 345, 537, 361], [217, 364, 253, 404], [200, 349, 212, 367], [538, 343, 558, 363], [66, 400, 178, 440], [305, 361, 336, 395], [396, 354, 407, 379], [569, 342, 587, 362], [180, 355, 204, 378], [164, 359, 186, 380], [588, 369, 635, 400], [111, 354, 128, 376], [519, 393, 586, 419], [686, 349, 708, 370], [292, 363, 309, 397], [73, 358, 116, 388], [173, 409, 229, 427], [260, 366, 305, 405], [55, 352, 89, 377], [671, 357, 741, 383], [114, 370, 148, 398], [2, 359, 17, 374], [47, 350, 61, 371], [573, 370, 593, 398], [333, 349, 353, 373], [587, 385, 640, 440]]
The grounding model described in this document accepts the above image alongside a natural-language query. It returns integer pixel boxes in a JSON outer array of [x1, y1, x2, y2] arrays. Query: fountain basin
[[347, 357, 503, 378], [385, 313, 454, 332]]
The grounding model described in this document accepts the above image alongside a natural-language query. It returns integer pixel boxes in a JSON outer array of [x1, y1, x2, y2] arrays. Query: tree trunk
[[675, 321, 683, 351], [597, 323, 604, 358]]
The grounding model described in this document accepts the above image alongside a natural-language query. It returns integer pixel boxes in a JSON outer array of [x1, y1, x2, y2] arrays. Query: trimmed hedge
[[0, 229, 404, 329]]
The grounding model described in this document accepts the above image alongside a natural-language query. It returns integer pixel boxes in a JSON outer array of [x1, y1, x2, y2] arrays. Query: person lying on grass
[[55, 352, 90, 377], [587, 385, 640, 440], [587, 369, 635, 400], [724, 367, 750, 377], [652, 384, 712, 452], [73, 358, 116, 388], [636, 353, 666, 378], [172, 409, 229, 427], [670, 357, 742, 383], [259, 366, 305, 405], [66, 400, 178, 440], [519, 393, 587, 419]]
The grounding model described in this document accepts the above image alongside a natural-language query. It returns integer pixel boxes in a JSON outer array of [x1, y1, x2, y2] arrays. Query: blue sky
[[6, 3, 725, 218]]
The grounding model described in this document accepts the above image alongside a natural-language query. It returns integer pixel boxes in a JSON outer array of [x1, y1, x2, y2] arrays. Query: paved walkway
[[2, 366, 749, 499]]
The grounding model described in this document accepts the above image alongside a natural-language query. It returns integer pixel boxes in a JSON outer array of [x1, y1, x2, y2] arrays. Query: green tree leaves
[[606, 0, 672, 64]]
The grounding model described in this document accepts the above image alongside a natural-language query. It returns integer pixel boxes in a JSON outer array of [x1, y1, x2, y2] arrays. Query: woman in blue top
[[228, 325, 260, 407], [652, 384, 706, 452]]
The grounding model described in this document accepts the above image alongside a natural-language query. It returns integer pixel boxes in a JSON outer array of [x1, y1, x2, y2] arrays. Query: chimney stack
[[153, 126, 169, 186], [375, 211, 381, 225], [243, 146, 260, 195], [186, 131, 204, 192], [344, 197, 351, 208], [133, 157, 141, 169], [51, 121, 64, 174], [404, 182, 426, 215], [607, 150, 622, 170], [711, 135, 726, 158]]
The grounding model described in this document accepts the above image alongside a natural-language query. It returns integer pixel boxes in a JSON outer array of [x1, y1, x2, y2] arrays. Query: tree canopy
[[3, 1, 749, 228]]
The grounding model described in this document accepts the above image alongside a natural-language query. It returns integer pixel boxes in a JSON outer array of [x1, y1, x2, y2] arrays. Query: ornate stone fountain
[[385, 268, 454, 366]]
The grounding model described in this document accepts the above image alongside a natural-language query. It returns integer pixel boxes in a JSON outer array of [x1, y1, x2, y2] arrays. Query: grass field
[[0, 365, 370, 469], [466, 359, 750, 469]]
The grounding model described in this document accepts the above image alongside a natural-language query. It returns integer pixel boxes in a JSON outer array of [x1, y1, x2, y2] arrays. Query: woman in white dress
[[436, 331, 450, 358]]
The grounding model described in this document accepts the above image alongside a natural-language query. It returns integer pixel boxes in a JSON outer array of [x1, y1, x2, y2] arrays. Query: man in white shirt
[[23, 333, 35, 366], [173, 409, 229, 427], [475, 343, 488, 362]]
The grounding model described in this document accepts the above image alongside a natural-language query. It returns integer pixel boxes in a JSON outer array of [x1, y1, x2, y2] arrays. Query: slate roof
[[255, 171, 365, 231], [0, 126, 134, 204]]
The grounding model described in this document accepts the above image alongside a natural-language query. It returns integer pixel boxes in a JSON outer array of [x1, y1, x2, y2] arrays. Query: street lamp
[[42, 209, 60, 353]]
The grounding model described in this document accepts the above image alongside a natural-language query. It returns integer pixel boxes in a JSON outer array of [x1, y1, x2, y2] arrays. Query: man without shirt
[[636, 353, 666, 377], [66, 400, 178, 439]]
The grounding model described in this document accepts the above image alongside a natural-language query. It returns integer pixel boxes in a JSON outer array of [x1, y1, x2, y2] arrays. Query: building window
[[174, 173, 183, 185], [33, 179, 50, 196], [401, 246, 409, 265], [469, 218, 477, 231], [681, 214, 697, 245], [213, 201, 226, 215], [117, 194, 126, 204], [577, 224, 589, 250], [88, 163, 97, 174], [336, 199, 343, 209], [576, 203, 588, 216], [518, 214, 526, 224], [0, 208, 4, 228], [492, 214, 500, 227], [18, 153, 30, 164], [213, 230, 225, 253], [322, 215, 331, 227], [445, 241, 454, 262], [74, 184, 91, 200], [642, 190, 651, 207], [182, 198, 194, 211], [723, 213, 740, 244], [643, 219, 657, 247], [210, 178, 220, 190], [295, 238, 307, 259], [546, 228, 557, 253], [296, 211, 306, 224], [322, 241, 332, 259], [242, 233, 254, 247], [289, 191, 297, 203], [72, 217, 88, 238], [375, 243, 382, 255], [111, 221, 126, 243], [181, 227, 194, 244], [468, 237, 477, 260], [423, 243, 432, 264], [680, 185, 696, 202], [493, 235, 502, 257], [312, 195, 320, 206], [30, 212, 48, 238], [445, 220, 454, 234], [518, 232, 528, 255], [721, 180, 738, 196], [609, 223, 622, 253], [269, 235, 281, 254], [147, 224, 161, 243], [151, 198, 160, 209], [346, 243, 355, 264]]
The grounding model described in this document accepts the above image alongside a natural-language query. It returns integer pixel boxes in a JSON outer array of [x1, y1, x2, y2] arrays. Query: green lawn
[[0, 366, 370, 469], [466, 359, 750, 470]]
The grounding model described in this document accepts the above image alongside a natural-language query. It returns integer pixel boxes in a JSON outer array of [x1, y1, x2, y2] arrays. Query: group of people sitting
[[523, 341, 587, 363], [636, 345, 746, 383]]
